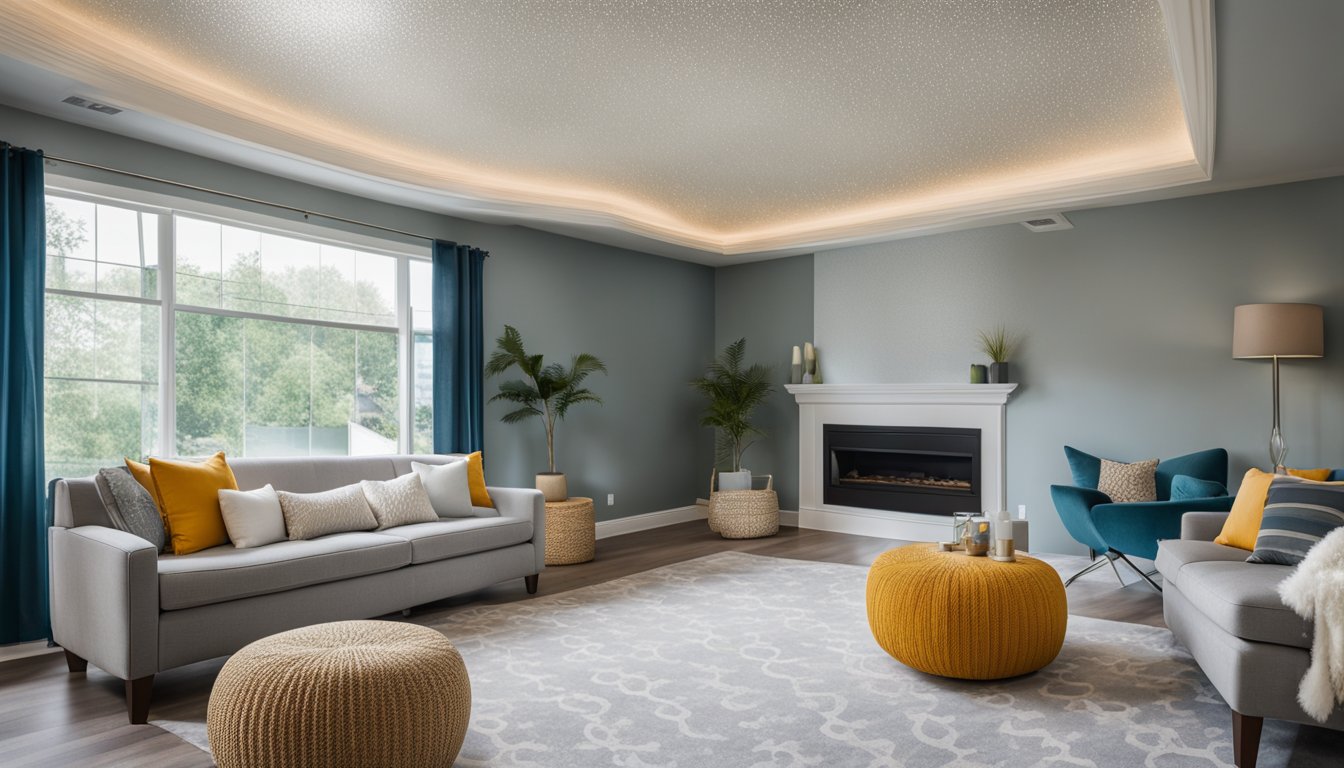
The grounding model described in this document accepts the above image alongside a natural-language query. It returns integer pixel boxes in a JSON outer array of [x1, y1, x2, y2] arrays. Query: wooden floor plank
[[0, 522, 1162, 766]]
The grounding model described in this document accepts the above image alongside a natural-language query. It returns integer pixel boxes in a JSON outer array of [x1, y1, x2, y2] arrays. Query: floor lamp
[[1232, 303, 1324, 472]]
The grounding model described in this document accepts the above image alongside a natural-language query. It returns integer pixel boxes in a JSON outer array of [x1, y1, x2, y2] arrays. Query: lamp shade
[[1232, 303, 1324, 359]]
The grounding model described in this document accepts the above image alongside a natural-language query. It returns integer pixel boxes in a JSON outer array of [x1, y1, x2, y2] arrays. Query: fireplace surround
[[787, 383, 1016, 541]]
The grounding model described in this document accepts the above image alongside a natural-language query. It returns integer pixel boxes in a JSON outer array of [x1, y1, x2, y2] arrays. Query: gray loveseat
[[1157, 508, 1344, 768], [49, 454, 545, 724]]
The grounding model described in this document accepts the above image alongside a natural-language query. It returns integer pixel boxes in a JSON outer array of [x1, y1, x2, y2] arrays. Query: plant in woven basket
[[486, 325, 607, 475], [691, 338, 774, 473]]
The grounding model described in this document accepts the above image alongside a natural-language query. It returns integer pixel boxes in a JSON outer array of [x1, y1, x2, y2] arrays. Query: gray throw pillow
[[96, 467, 167, 552], [1248, 477, 1344, 565]]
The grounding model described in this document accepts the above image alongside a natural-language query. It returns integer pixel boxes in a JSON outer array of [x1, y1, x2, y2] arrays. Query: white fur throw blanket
[[1278, 525, 1344, 722]]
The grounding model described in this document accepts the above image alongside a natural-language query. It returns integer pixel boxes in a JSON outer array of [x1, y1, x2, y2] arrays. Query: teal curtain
[[431, 240, 487, 454], [0, 143, 49, 644]]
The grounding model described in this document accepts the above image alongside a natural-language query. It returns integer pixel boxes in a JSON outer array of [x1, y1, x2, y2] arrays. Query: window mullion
[[397, 255, 412, 454], [159, 213, 177, 457]]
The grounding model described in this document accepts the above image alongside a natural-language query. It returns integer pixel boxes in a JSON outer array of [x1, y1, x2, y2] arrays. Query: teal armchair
[[1051, 446, 1232, 590]]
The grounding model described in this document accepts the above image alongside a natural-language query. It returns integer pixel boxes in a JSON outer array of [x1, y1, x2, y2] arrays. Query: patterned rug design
[[153, 552, 1342, 766]]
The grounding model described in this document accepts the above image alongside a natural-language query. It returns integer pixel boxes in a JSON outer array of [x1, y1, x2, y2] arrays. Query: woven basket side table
[[544, 496, 596, 565], [708, 480, 780, 539], [207, 620, 470, 768]]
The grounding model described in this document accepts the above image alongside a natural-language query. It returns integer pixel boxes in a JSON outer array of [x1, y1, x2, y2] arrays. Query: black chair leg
[[1063, 551, 1125, 587], [1111, 550, 1162, 591]]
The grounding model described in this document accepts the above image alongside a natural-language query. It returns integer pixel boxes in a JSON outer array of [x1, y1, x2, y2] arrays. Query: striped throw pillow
[[1247, 476, 1344, 565]]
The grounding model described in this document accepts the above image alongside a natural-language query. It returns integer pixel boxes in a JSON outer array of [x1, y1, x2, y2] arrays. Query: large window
[[43, 190, 434, 482]]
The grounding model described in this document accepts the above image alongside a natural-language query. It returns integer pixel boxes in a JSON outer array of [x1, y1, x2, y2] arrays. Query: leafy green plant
[[976, 326, 1019, 363], [485, 325, 607, 473], [691, 338, 774, 472]]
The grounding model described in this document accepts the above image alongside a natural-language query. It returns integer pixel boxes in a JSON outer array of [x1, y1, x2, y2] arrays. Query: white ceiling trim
[[0, 1, 1216, 260], [1159, 0, 1216, 175]]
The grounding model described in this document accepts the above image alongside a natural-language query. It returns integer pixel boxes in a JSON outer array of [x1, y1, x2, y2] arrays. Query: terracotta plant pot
[[536, 472, 568, 502]]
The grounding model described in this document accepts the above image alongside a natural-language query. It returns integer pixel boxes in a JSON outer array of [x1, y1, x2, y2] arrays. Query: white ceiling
[[0, 1, 1339, 264]]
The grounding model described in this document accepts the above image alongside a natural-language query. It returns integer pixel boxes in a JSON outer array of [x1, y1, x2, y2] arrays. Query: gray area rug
[[153, 551, 1342, 767]]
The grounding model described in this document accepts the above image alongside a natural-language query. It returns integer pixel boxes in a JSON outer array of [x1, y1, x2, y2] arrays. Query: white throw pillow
[[218, 484, 287, 548], [411, 460, 481, 518], [361, 473, 439, 530]]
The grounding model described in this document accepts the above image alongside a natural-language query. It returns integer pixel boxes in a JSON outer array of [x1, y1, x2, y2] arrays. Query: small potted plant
[[486, 325, 607, 501], [977, 326, 1019, 384], [691, 338, 774, 490]]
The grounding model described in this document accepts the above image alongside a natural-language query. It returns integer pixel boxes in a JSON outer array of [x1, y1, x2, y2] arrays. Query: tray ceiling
[[0, 0, 1213, 260]]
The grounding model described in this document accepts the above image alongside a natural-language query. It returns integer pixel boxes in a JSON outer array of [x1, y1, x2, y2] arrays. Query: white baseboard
[[596, 505, 800, 539], [0, 640, 58, 664]]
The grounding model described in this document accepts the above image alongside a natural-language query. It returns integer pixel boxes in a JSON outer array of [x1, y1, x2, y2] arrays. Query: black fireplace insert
[[823, 424, 980, 516]]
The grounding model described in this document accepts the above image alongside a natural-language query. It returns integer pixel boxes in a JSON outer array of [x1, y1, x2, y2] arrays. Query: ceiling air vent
[[62, 96, 123, 115], [1020, 213, 1072, 232]]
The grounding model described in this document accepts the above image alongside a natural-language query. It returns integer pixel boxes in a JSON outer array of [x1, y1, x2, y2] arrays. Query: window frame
[[45, 176, 433, 460]]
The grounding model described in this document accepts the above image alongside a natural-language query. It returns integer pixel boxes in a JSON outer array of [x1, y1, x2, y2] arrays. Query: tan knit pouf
[[207, 620, 471, 768]]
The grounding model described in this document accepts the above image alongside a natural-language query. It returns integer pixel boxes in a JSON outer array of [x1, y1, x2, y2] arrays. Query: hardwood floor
[[0, 522, 1163, 767]]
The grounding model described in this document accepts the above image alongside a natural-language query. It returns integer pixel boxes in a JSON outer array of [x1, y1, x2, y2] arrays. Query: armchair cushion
[[1170, 475, 1228, 501], [1090, 495, 1237, 560]]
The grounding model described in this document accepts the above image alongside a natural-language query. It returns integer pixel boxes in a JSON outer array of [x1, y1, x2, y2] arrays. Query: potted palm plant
[[691, 338, 774, 491], [486, 325, 607, 501]]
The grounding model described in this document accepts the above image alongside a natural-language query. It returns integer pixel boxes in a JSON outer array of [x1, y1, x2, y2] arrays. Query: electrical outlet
[[607, 494, 615, 506]]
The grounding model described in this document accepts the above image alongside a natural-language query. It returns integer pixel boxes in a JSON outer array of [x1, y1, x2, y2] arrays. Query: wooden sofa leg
[[63, 649, 88, 674], [126, 675, 154, 725], [525, 574, 539, 594], [1232, 711, 1263, 768]]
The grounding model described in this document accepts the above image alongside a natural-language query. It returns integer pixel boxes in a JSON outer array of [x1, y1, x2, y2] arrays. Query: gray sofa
[[49, 454, 546, 724], [1157, 511, 1344, 768]]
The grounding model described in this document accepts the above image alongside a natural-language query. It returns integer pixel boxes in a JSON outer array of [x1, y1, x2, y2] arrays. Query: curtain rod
[[43, 153, 485, 253]]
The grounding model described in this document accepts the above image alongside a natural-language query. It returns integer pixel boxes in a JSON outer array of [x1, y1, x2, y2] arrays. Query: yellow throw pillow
[[1288, 467, 1332, 481], [465, 451, 494, 508], [1217, 467, 1344, 550], [124, 457, 161, 508], [1216, 469, 1276, 550], [150, 451, 239, 555]]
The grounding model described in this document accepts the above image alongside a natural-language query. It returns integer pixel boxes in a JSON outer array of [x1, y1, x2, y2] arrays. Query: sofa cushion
[[1155, 539, 1249, 591], [158, 532, 410, 610], [1158, 542, 1311, 649], [375, 516, 533, 565]]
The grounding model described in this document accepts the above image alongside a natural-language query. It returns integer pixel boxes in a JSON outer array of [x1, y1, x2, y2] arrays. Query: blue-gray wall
[[813, 177, 1344, 554], [713, 255, 814, 511], [1, 104, 715, 521]]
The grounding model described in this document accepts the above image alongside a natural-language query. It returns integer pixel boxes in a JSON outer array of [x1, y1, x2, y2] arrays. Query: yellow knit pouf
[[207, 620, 471, 768], [866, 543, 1067, 680]]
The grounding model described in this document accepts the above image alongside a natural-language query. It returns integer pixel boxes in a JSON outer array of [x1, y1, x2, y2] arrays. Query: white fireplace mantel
[[786, 383, 1018, 541]]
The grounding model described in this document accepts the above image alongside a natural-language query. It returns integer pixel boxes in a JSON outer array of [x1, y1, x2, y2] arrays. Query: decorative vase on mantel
[[536, 472, 568, 502], [970, 364, 988, 384], [988, 362, 1010, 384]]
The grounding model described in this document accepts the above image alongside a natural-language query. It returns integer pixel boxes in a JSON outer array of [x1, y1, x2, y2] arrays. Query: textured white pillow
[[411, 460, 479, 518], [361, 473, 439, 530], [278, 484, 378, 540], [218, 484, 287, 548]]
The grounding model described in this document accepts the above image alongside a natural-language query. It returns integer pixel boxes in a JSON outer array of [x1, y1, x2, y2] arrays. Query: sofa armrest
[[487, 486, 546, 573], [1181, 511, 1231, 542], [49, 526, 159, 680]]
